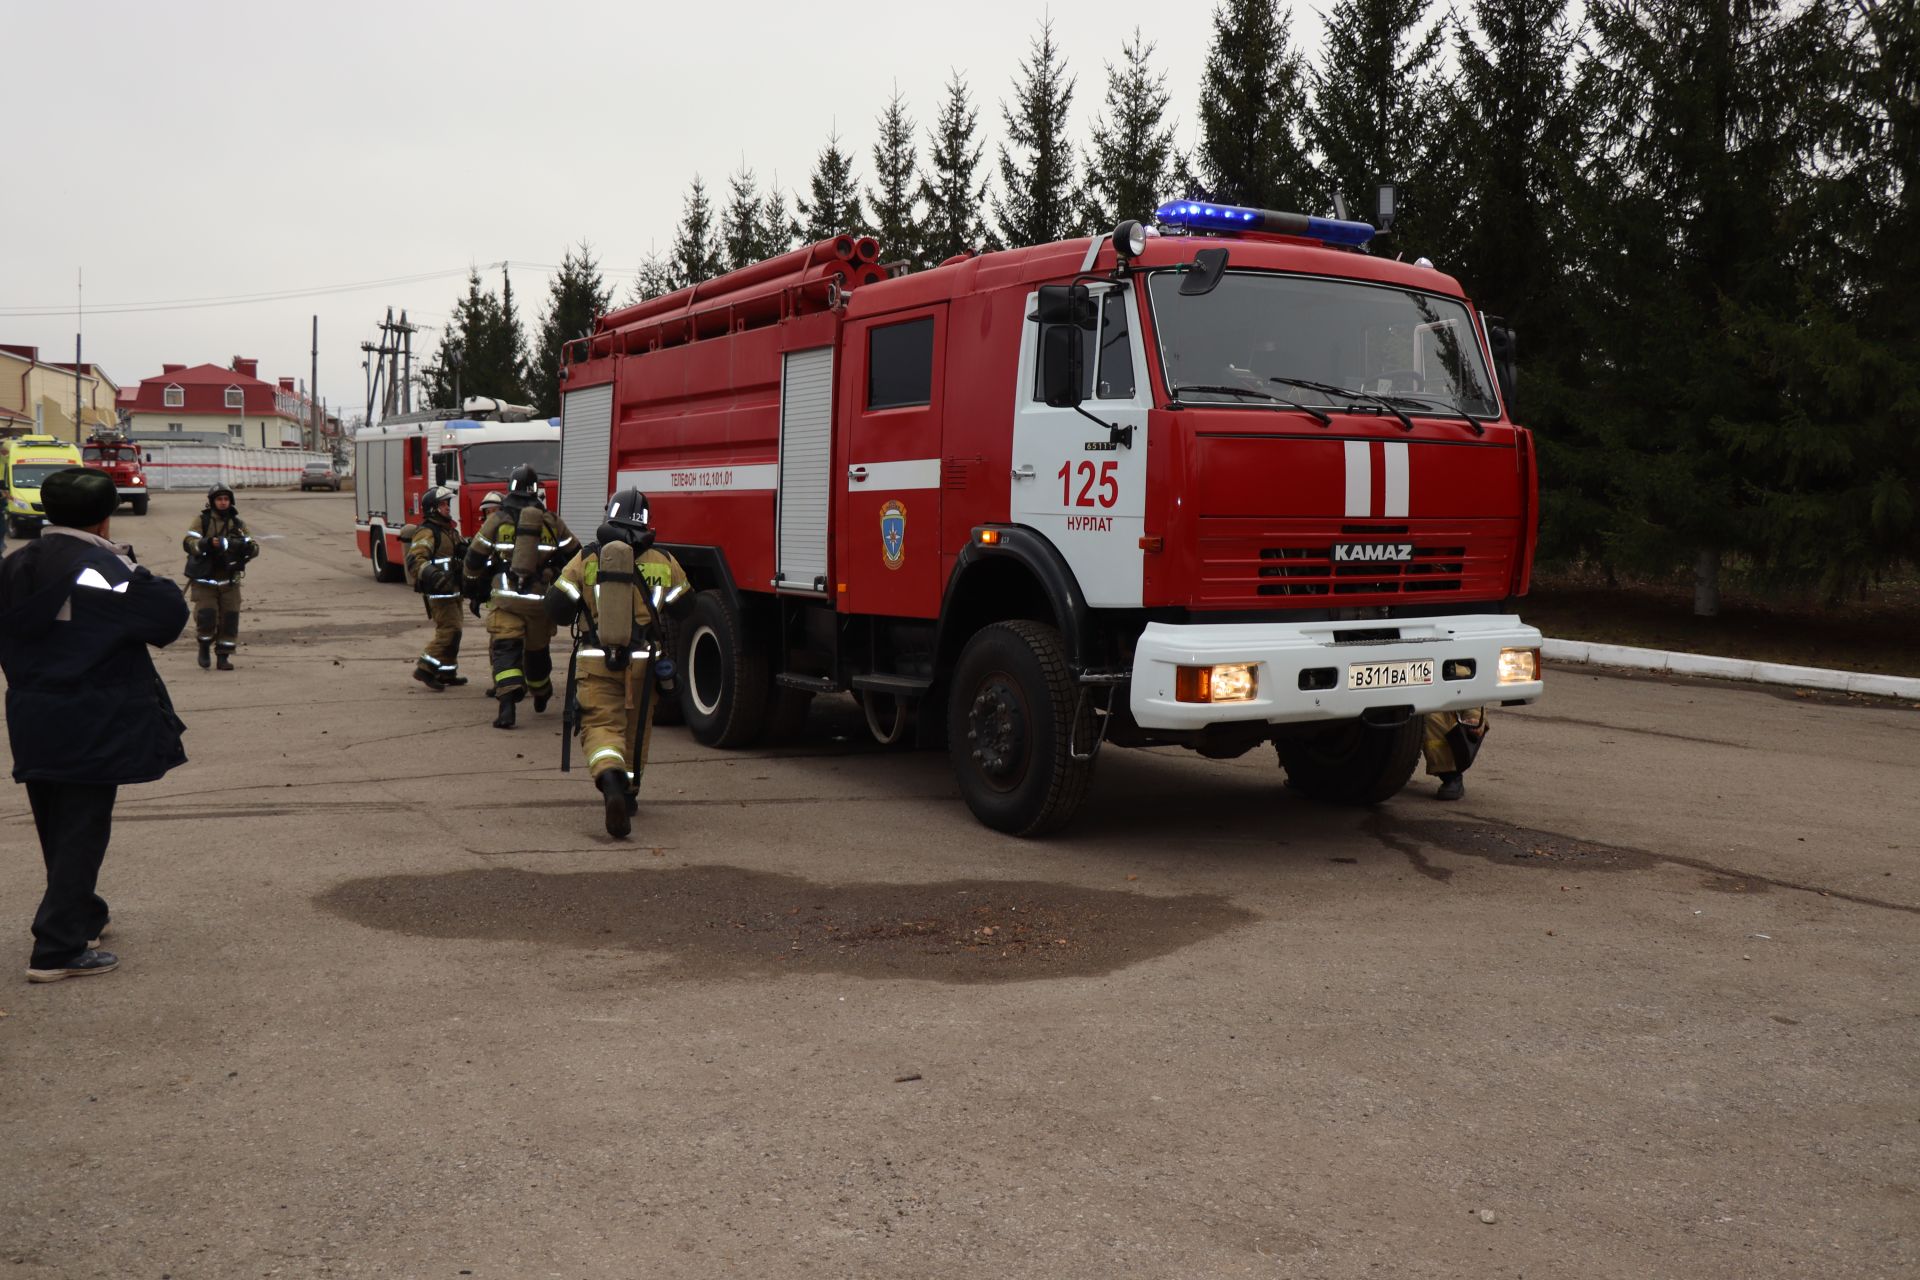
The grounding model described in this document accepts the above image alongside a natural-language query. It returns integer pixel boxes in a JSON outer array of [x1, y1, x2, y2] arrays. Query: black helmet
[[207, 484, 235, 506], [604, 489, 650, 531], [420, 485, 455, 519], [508, 464, 541, 499]]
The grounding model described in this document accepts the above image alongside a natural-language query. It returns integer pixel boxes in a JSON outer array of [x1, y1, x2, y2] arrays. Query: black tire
[[677, 590, 770, 748], [946, 620, 1095, 837], [370, 528, 405, 583], [1275, 718, 1422, 805], [130, 494, 149, 516]]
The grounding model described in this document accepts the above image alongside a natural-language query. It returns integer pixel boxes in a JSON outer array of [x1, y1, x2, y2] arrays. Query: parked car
[[300, 461, 343, 492]]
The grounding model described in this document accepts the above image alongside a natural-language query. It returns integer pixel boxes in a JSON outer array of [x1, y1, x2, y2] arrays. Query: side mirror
[[1035, 283, 1097, 329], [1040, 323, 1085, 408], [1179, 247, 1229, 296], [1485, 320, 1518, 408]]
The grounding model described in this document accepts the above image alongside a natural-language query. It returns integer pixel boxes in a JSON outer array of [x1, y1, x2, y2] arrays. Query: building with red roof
[[119, 356, 323, 448]]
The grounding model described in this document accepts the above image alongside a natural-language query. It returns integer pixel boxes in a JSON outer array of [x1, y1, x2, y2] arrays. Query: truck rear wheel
[[369, 528, 404, 583], [947, 620, 1094, 837], [1275, 718, 1422, 805], [679, 590, 769, 748]]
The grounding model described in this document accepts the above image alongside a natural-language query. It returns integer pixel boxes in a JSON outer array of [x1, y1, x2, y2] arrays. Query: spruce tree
[[1581, 0, 1855, 613], [531, 243, 611, 416], [1195, 0, 1316, 209], [670, 176, 724, 287], [798, 132, 868, 240], [722, 164, 766, 271], [1306, 0, 1444, 234], [761, 182, 798, 259], [919, 71, 992, 265], [994, 18, 1080, 247], [627, 249, 681, 304], [867, 87, 924, 267], [1082, 28, 1179, 230], [419, 268, 527, 410]]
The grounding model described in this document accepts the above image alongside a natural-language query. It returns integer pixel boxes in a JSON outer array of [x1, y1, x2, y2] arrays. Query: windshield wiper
[[1267, 376, 1415, 433], [1169, 383, 1332, 426], [1377, 392, 1487, 436]]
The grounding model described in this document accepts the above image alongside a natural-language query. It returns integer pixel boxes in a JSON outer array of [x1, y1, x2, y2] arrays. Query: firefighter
[[1422, 708, 1489, 801], [462, 464, 576, 728], [545, 489, 691, 838], [406, 486, 468, 691], [181, 484, 259, 671]]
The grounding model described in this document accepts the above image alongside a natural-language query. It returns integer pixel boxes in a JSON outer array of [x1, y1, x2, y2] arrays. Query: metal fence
[[137, 444, 334, 491]]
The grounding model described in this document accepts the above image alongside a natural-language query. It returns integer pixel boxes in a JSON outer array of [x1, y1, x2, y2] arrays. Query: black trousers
[[26, 780, 117, 968]]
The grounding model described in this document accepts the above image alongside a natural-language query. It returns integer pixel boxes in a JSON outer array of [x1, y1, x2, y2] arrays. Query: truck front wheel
[[1275, 718, 1422, 805], [947, 620, 1094, 837], [679, 590, 770, 748], [130, 494, 149, 516]]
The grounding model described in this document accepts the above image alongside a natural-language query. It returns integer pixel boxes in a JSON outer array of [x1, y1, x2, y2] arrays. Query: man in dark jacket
[[0, 468, 189, 982]]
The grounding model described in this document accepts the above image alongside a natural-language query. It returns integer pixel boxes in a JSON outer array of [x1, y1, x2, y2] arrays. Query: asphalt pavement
[[2, 490, 1914, 1279]]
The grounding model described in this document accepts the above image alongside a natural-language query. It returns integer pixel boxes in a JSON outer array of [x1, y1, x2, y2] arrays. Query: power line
[[0, 258, 650, 319]]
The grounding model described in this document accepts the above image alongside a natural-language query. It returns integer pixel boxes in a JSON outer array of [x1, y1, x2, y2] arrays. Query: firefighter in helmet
[[181, 484, 259, 670], [545, 489, 691, 838], [406, 485, 468, 691], [462, 464, 576, 728]]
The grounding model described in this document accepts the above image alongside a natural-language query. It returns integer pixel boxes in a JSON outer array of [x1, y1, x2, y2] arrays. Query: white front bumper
[[1129, 614, 1544, 731]]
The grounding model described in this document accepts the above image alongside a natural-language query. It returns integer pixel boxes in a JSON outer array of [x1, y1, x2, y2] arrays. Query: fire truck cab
[[353, 398, 560, 582], [560, 206, 1543, 835], [81, 429, 151, 515]]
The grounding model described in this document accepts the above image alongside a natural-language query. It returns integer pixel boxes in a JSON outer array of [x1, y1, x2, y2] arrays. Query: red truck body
[[559, 218, 1544, 834], [81, 434, 151, 515]]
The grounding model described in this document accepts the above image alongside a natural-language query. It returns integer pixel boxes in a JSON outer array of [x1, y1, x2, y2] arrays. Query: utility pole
[[310, 315, 320, 451], [74, 268, 84, 443]]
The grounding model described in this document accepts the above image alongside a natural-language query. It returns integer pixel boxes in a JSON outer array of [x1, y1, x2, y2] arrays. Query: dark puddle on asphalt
[[316, 867, 1256, 983]]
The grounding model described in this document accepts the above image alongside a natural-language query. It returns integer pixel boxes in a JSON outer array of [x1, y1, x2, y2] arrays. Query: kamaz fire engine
[[353, 397, 560, 582], [558, 205, 1544, 835], [80, 429, 151, 515]]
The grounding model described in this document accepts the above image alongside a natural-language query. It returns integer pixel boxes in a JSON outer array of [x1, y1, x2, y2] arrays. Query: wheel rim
[[965, 670, 1030, 793], [688, 624, 724, 717]]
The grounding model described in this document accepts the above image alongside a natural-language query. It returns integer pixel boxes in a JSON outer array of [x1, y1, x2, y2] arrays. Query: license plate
[[1348, 659, 1434, 690]]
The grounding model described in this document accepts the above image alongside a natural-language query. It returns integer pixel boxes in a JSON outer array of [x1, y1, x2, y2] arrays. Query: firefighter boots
[[1436, 772, 1465, 801], [198, 640, 211, 669], [493, 697, 516, 730], [598, 770, 631, 839], [442, 672, 469, 687], [413, 667, 446, 692], [216, 653, 234, 672], [533, 689, 551, 713]]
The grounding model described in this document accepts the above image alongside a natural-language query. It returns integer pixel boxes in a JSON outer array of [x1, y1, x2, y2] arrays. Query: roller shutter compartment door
[[776, 348, 834, 593], [559, 384, 614, 539]]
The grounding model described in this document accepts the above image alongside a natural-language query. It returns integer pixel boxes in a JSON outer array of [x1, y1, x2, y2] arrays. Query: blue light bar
[[1155, 200, 1376, 247]]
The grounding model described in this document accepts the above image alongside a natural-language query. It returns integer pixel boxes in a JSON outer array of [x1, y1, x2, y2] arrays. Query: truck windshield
[[10, 463, 76, 489], [459, 441, 560, 482], [1147, 271, 1499, 418]]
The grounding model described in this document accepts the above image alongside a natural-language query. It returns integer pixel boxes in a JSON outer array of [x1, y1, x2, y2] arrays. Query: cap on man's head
[[41, 468, 118, 528]]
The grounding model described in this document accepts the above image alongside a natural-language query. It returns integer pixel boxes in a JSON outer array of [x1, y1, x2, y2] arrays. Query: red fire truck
[[558, 206, 1544, 835], [353, 398, 560, 581], [81, 429, 150, 515]]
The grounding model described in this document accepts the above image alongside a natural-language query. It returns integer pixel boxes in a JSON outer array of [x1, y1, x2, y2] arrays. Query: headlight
[[1498, 648, 1541, 684], [1175, 663, 1259, 703]]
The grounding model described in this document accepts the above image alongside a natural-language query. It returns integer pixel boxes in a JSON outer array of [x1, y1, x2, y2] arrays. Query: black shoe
[[442, 673, 469, 687], [1436, 773, 1465, 801], [27, 948, 119, 983], [216, 653, 234, 671], [493, 697, 517, 729], [197, 641, 211, 669], [599, 771, 632, 839], [532, 690, 551, 713], [413, 667, 446, 692]]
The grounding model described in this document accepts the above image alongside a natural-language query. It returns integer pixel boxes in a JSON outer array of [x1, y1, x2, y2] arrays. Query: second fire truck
[[559, 207, 1544, 835]]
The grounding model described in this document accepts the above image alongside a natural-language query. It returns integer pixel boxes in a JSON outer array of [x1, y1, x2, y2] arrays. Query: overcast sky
[[2, 1, 1333, 420]]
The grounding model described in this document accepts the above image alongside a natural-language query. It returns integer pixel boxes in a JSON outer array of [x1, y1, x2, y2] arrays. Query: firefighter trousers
[[577, 660, 655, 785], [1422, 708, 1488, 776], [418, 598, 464, 680], [190, 582, 242, 653], [486, 606, 553, 703]]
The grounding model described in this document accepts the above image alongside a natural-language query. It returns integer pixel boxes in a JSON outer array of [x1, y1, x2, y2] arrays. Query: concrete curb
[[1541, 638, 1920, 700]]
